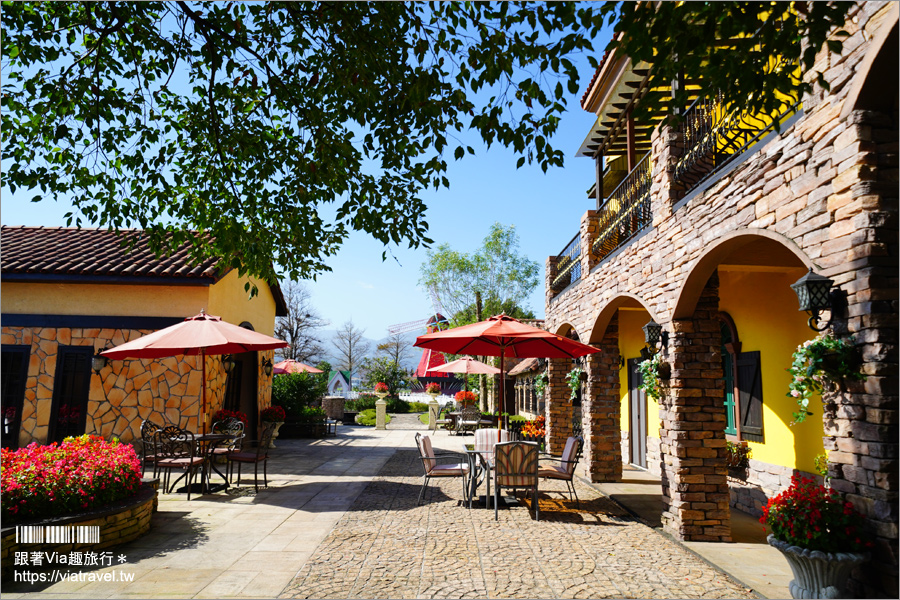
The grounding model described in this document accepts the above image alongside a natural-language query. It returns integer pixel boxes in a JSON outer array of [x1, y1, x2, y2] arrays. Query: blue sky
[[1, 46, 604, 341]]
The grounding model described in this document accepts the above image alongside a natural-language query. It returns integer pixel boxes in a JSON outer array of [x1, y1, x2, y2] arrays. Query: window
[[50, 346, 92, 443], [1, 345, 30, 450], [717, 313, 764, 443]]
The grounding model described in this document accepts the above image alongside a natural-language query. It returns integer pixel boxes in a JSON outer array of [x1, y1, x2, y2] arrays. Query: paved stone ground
[[280, 450, 758, 600]]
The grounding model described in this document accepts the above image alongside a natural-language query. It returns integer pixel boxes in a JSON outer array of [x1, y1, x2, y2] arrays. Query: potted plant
[[533, 371, 548, 399], [788, 333, 867, 424], [260, 405, 287, 448], [374, 381, 389, 399], [636, 353, 665, 400], [564, 367, 585, 401], [761, 474, 871, 598], [520, 415, 546, 451], [725, 440, 751, 478], [212, 409, 249, 427], [425, 382, 441, 398], [454, 390, 477, 407]]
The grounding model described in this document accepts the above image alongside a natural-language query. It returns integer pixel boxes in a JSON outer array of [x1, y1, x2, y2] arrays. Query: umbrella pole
[[499, 351, 505, 443], [201, 350, 207, 434]]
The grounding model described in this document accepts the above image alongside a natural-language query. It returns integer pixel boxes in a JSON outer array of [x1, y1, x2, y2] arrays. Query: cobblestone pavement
[[280, 450, 758, 600]]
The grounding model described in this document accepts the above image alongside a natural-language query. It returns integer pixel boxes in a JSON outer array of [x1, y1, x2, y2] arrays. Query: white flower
[[790, 390, 800, 397]]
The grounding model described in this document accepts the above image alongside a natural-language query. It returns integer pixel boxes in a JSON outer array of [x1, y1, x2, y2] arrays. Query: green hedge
[[408, 401, 430, 412], [356, 409, 392, 427]]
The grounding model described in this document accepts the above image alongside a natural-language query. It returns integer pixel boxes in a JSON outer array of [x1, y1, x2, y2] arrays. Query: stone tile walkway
[[3, 419, 765, 599], [280, 449, 757, 600]]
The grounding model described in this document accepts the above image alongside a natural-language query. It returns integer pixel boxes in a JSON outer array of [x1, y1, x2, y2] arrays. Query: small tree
[[331, 320, 370, 378], [377, 331, 412, 367], [360, 357, 409, 396], [271, 372, 328, 420], [274, 282, 329, 363]]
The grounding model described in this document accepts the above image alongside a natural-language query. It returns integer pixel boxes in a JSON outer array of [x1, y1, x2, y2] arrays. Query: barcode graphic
[[15, 525, 100, 544]]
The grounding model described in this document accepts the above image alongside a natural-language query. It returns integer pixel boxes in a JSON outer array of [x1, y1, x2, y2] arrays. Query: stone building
[[542, 3, 897, 597], [1, 226, 287, 448]]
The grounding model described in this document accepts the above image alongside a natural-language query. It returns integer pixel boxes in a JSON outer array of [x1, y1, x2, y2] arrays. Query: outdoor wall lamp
[[791, 268, 836, 331], [262, 357, 273, 376], [91, 348, 110, 374], [222, 354, 236, 373], [642, 320, 668, 353]]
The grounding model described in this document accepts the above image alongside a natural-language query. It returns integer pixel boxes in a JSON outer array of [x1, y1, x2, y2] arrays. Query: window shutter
[[736, 351, 764, 442]]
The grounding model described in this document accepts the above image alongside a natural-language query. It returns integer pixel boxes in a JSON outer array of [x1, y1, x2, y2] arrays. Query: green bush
[[292, 405, 326, 424], [272, 372, 327, 420], [346, 393, 378, 412], [408, 402, 430, 412], [356, 408, 391, 427], [387, 397, 411, 413], [508, 414, 528, 423]]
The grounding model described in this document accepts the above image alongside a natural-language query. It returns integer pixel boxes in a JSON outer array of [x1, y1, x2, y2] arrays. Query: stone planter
[[264, 421, 284, 448], [767, 534, 869, 599]]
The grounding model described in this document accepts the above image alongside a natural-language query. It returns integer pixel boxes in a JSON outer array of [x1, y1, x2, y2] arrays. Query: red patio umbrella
[[102, 310, 289, 432], [415, 314, 600, 416], [272, 359, 323, 375], [427, 356, 500, 391]]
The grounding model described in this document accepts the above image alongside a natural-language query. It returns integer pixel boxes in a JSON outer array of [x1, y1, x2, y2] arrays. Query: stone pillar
[[546, 255, 561, 304], [660, 272, 731, 542], [580, 209, 600, 272], [375, 398, 387, 430], [823, 108, 899, 598], [546, 357, 573, 454], [428, 398, 440, 430], [583, 315, 623, 482]]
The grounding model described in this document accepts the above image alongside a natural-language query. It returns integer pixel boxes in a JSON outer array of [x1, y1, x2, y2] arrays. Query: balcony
[[675, 92, 798, 195], [550, 233, 581, 293], [591, 151, 652, 262]]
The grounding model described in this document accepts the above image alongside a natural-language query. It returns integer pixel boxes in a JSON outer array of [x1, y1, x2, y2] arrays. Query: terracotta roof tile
[[581, 32, 621, 110], [1, 226, 222, 280]]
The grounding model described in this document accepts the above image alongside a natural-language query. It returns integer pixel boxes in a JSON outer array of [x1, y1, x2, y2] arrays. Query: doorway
[[627, 357, 648, 468], [1, 345, 30, 449], [50, 346, 93, 443], [224, 352, 259, 436]]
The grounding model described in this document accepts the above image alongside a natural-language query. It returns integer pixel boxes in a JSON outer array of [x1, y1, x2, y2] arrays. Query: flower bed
[[1, 435, 141, 524]]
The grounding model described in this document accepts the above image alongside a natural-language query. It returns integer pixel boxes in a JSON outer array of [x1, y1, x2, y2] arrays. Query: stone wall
[[1, 481, 157, 575], [0, 326, 275, 445], [543, 0, 897, 574], [321, 396, 345, 421]]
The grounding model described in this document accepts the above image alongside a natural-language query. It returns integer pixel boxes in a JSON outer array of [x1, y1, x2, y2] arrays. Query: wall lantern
[[262, 357, 273, 376], [222, 354, 236, 373], [91, 349, 110, 375], [641, 320, 668, 353], [791, 268, 835, 331]]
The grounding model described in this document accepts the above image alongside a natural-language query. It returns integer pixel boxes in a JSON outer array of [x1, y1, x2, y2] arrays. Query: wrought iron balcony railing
[[550, 232, 581, 293], [591, 151, 652, 262], [674, 90, 798, 194]]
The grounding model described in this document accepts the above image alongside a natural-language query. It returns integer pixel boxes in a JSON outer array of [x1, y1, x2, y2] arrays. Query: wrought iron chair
[[227, 421, 276, 492], [493, 441, 540, 521], [153, 425, 205, 500], [455, 406, 481, 436], [414, 432, 469, 505], [538, 436, 584, 508], [139, 419, 162, 477]]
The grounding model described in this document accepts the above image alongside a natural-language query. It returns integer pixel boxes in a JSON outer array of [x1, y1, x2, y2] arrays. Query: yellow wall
[[3, 270, 278, 336], [617, 308, 658, 438], [207, 270, 278, 336], [1, 281, 208, 317], [718, 267, 824, 473]]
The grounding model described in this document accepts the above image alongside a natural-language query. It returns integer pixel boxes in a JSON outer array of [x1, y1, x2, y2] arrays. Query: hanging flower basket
[[788, 334, 866, 424]]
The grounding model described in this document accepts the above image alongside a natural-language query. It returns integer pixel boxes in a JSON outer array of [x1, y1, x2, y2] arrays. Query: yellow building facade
[[1, 226, 287, 449]]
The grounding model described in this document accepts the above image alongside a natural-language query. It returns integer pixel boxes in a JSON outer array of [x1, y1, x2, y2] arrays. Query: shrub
[[408, 402, 430, 413], [761, 474, 872, 553], [271, 371, 327, 419], [508, 415, 528, 423], [346, 393, 378, 412], [2, 435, 141, 524], [386, 397, 411, 413], [212, 409, 249, 426], [260, 405, 286, 422], [292, 406, 326, 424], [356, 409, 391, 427]]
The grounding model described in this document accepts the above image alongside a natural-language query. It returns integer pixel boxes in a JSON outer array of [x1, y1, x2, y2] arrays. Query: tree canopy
[[419, 222, 540, 327], [2, 2, 851, 285]]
